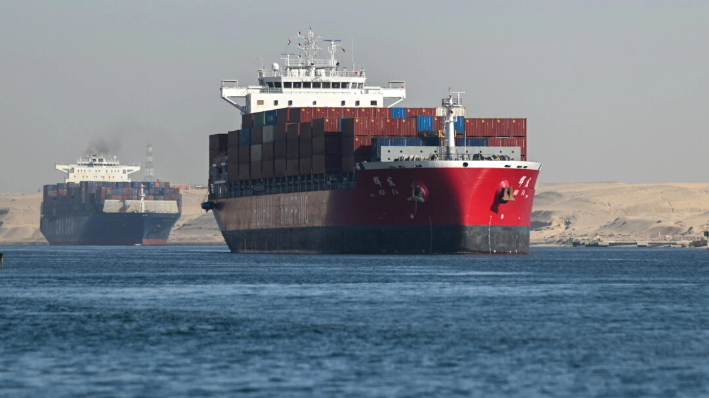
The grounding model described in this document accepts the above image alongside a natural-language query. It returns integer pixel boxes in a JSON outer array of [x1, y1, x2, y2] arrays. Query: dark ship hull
[[40, 212, 180, 245]]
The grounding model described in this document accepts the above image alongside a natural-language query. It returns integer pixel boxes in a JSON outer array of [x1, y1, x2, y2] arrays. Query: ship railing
[[260, 70, 366, 78], [221, 80, 240, 89], [285, 59, 336, 68]]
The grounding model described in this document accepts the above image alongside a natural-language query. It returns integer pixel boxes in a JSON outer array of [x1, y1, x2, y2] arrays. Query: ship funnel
[[442, 90, 465, 160]]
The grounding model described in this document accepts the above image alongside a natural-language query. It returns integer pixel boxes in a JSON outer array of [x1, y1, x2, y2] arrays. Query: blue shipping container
[[454, 116, 465, 135], [456, 138, 489, 146], [390, 108, 407, 118], [265, 110, 278, 125], [423, 137, 442, 146], [391, 137, 407, 146], [238, 128, 251, 146], [415, 116, 433, 132], [406, 137, 424, 146]]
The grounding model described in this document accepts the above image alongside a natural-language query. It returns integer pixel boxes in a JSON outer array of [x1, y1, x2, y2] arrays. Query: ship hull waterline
[[40, 212, 180, 246], [212, 163, 540, 254]]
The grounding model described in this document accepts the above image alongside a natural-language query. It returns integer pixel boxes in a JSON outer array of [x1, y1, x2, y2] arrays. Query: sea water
[[0, 246, 707, 397]]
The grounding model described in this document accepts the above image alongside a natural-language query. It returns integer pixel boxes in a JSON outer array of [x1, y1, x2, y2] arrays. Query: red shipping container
[[418, 107, 436, 116], [383, 118, 399, 136], [510, 118, 527, 137], [399, 118, 417, 136], [358, 108, 375, 118], [312, 107, 328, 120], [342, 107, 359, 118], [297, 108, 314, 123], [329, 108, 344, 119], [373, 108, 388, 118], [487, 138, 503, 147], [480, 118, 495, 136], [313, 117, 339, 133], [367, 118, 383, 136], [342, 118, 369, 136], [492, 118, 511, 136]]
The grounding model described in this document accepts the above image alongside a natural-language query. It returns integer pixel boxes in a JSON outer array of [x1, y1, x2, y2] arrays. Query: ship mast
[[442, 90, 464, 160]]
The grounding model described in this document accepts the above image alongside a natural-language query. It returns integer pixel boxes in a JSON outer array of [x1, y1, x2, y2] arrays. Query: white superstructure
[[221, 29, 406, 114], [55, 152, 140, 183]]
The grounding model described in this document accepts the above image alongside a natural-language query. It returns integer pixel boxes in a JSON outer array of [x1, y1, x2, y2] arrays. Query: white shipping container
[[435, 107, 467, 117]]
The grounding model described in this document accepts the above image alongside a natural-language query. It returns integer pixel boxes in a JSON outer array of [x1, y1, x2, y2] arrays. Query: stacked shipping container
[[41, 181, 183, 216], [215, 107, 529, 182]]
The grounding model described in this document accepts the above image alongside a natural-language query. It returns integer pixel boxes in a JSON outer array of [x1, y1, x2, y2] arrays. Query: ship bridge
[[56, 153, 140, 183], [221, 29, 406, 114]]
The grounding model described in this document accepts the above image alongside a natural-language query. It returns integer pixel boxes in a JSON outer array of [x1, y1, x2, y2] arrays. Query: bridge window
[[341, 100, 346, 106], [341, 82, 349, 89], [332, 82, 340, 89], [267, 82, 274, 88], [293, 82, 301, 88], [355, 100, 360, 106], [274, 100, 279, 106], [274, 82, 281, 88], [322, 82, 331, 89], [303, 82, 311, 89], [313, 101, 317, 105], [288, 100, 293, 106], [370, 100, 378, 106], [284, 82, 292, 88], [312, 82, 321, 89]]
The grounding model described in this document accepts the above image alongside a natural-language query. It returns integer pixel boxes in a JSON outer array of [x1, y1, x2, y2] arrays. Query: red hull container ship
[[203, 30, 542, 254]]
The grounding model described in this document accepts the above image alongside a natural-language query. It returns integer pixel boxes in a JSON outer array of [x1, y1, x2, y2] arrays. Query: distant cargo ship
[[40, 152, 182, 245], [204, 29, 541, 254]]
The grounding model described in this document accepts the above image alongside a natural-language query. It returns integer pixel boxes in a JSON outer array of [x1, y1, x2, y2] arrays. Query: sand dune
[[2, 183, 708, 246], [531, 183, 709, 245]]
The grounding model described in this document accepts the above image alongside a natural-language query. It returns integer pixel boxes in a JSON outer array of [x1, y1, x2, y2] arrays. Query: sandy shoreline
[[2, 183, 708, 247]]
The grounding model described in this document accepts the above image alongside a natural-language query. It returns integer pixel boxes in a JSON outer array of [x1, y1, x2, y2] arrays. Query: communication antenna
[[144, 144, 155, 182]]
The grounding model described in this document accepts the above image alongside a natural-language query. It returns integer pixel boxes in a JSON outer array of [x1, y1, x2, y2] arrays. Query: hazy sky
[[1, 0, 707, 192]]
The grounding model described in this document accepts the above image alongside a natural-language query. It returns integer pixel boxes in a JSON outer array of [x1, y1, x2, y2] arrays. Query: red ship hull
[[212, 161, 540, 254]]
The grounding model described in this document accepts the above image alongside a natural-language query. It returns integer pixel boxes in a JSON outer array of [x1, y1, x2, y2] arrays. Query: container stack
[[41, 181, 183, 216], [216, 107, 529, 182]]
